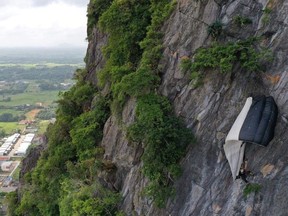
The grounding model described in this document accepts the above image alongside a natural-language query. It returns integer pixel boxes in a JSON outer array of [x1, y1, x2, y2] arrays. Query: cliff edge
[[85, 0, 288, 215]]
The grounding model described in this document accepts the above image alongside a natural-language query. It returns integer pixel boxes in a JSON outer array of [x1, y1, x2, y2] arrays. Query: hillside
[[9, 0, 288, 216]]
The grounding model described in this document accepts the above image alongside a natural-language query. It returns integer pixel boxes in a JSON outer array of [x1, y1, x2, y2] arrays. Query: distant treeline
[[0, 65, 77, 82], [0, 82, 28, 95], [0, 113, 25, 122]]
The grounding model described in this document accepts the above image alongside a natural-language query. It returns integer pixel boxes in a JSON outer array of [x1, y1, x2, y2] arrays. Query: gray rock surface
[[85, 27, 108, 85], [19, 136, 47, 184], [86, 0, 288, 215]]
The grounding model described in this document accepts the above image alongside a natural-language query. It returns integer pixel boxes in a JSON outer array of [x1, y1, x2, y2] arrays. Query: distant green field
[[0, 122, 25, 134], [24, 82, 40, 93], [0, 91, 60, 106], [0, 90, 60, 135], [0, 117, 52, 135], [0, 48, 82, 136]]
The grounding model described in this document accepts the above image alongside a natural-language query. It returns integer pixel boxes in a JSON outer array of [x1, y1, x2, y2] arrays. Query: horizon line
[[0, 46, 87, 49]]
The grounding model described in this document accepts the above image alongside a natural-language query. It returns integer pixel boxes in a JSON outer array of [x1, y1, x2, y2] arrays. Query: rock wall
[[86, 0, 288, 215]]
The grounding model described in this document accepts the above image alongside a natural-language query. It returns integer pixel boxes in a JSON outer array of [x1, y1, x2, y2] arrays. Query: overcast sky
[[0, 0, 89, 48]]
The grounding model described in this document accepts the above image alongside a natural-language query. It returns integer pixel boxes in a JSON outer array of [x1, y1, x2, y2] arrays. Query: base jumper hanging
[[224, 96, 278, 180]]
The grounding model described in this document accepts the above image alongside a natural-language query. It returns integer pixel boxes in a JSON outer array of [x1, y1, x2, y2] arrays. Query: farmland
[[0, 90, 59, 106], [0, 47, 85, 136], [0, 122, 25, 134]]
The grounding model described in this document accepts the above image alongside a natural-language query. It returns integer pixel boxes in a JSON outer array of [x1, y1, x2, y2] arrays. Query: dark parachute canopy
[[224, 96, 278, 179]]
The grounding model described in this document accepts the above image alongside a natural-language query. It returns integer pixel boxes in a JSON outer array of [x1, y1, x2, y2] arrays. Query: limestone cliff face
[[86, 0, 288, 215]]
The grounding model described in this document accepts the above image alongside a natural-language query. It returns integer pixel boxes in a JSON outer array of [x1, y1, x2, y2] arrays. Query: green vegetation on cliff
[[96, 0, 191, 207], [243, 183, 261, 198], [10, 0, 192, 214], [181, 37, 272, 86], [128, 94, 192, 207]]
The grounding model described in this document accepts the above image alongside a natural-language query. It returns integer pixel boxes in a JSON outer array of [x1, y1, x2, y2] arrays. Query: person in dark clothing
[[236, 159, 252, 183], [236, 167, 249, 183]]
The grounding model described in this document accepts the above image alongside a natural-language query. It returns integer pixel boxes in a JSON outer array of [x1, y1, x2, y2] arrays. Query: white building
[[0, 133, 20, 156], [14, 133, 35, 156]]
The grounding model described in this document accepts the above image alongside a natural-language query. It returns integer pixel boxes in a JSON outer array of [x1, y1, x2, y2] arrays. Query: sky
[[0, 0, 90, 48]]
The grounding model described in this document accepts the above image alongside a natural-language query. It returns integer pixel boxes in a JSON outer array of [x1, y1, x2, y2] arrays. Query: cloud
[[0, 0, 88, 8], [0, 0, 90, 47], [0, 0, 10, 7], [0, 0, 30, 7], [31, 0, 55, 7], [32, 0, 88, 7]]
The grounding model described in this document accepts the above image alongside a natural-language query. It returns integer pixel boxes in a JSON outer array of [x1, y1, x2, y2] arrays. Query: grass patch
[[243, 183, 261, 197], [37, 120, 50, 134], [233, 15, 252, 27], [262, 7, 272, 25], [0, 91, 59, 107], [12, 166, 21, 181], [0, 122, 25, 134]]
